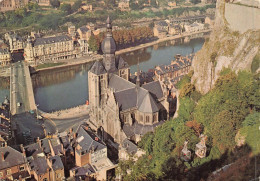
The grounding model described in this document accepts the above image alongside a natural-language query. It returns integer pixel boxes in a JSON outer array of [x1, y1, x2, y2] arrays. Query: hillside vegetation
[[117, 70, 260, 180]]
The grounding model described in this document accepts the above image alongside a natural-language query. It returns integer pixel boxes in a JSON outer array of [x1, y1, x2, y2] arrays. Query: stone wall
[[225, 3, 260, 33]]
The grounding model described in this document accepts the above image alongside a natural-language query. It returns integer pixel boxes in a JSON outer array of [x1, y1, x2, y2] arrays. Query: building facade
[[5, 33, 25, 52], [0, 48, 12, 66], [24, 35, 85, 64], [0, 0, 29, 12]]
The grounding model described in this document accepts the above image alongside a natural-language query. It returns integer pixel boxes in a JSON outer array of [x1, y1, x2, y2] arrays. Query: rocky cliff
[[192, 0, 260, 94]]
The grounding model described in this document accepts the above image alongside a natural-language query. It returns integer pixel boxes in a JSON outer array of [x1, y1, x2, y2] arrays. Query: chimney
[[95, 137, 98, 141], [1, 152, 4, 161]]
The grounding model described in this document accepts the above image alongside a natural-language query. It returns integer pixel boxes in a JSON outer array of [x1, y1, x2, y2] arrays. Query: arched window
[[153, 114, 157, 123]]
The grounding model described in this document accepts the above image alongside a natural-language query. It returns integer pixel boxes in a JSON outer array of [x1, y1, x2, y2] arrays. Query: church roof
[[138, 93, 159, 113], [113, 84, 159, 113], [117, 56, 129, 69], [109, 74, 135, 92], [89, 61, 106, 75], [142, 81, 164, 100]]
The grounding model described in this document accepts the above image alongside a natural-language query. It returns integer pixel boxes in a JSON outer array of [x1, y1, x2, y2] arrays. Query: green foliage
[[178, 97, 196, 121], [72, 0, 82, 12], [242, 112, 260, 127], [180, 83, 195, 98], [88, 35, 99, 52], [50, 0, 60, 8], [176, 74, 191, 89], [240, 112, 260, 155], [60, 4, 72, 14]]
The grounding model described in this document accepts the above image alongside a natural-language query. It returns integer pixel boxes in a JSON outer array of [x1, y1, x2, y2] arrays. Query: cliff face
[[192, 0, 260, 94]]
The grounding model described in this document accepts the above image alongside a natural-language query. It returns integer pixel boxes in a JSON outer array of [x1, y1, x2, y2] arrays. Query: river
[[0, 38, 205, 112]]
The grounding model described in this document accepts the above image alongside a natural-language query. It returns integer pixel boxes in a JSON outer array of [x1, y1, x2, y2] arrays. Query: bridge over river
[[10, 62, 36, 115]]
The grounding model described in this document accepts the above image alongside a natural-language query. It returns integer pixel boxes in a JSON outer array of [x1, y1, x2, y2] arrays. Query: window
[[20, 166, 25, 171], [146, 116, 149, 123], [7, 169, 12, 175], [153, 114, 157, 123]]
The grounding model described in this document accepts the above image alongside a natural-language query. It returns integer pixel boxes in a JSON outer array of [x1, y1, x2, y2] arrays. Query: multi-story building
[[154, 54, 194, 87], [22, 132, 73, 181], [70, 124, 114, 180], [5, 33, 25, 52], [24, 35, 79, 64], [0, 146, 30, 181], [184, 22, 205, 32], [0, 0, 29, 12], [77, 26, 93, 41], [0, 48, 12, 66]]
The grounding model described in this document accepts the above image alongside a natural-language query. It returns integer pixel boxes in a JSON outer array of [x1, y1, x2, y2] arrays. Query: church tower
[[101, 16, 117, 73]]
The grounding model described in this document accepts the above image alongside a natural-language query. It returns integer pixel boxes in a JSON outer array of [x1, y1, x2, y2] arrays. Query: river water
[[0, 38, 205, 112]]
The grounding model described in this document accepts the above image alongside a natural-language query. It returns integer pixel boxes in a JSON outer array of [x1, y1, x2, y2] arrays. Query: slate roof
[[0, 146, 26, 170], [109, 74, 135, 92], [142, 81, 164, 100], [89, 61, 106, 75], [34, 35, 72, 46], [71, 165, 96, 176], [28, 155, 49, 175], [75, 126, 106, 154], [122, 139, 138, 155], [49, 155, 64, 171], [24, 143, 42, 157], [117, 56, 129, 69], [50, 138, 63, 155], [79, 26, 90, 33], [41, 139, 51, 155], [138, 93, 159, 113]]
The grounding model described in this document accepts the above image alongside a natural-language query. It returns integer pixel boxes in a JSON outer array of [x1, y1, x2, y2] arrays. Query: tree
[[50, 0, 60, 8], [88, 35, 98, 52], [72, 0, 82, 12], [210, 110, 237, 153], [60, 4, 72, 14]]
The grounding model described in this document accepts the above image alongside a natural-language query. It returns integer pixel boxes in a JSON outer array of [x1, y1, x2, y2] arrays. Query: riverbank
[[33, 29, 211, 73], [39, 104, 90, 119]]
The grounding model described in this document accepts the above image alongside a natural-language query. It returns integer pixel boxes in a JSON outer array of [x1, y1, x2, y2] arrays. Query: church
[[88, 17, 173, 145]]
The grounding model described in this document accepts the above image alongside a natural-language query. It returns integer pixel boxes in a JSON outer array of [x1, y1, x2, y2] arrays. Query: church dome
[[101, 16, 116, 54], [101, 36, 116, 54]]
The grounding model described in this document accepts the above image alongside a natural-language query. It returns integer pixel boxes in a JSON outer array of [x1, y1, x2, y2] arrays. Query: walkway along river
[[30, 37, 205, 112]]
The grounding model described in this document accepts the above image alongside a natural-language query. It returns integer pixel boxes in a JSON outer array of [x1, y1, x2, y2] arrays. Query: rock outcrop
[[192, 0, 260, 94]]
